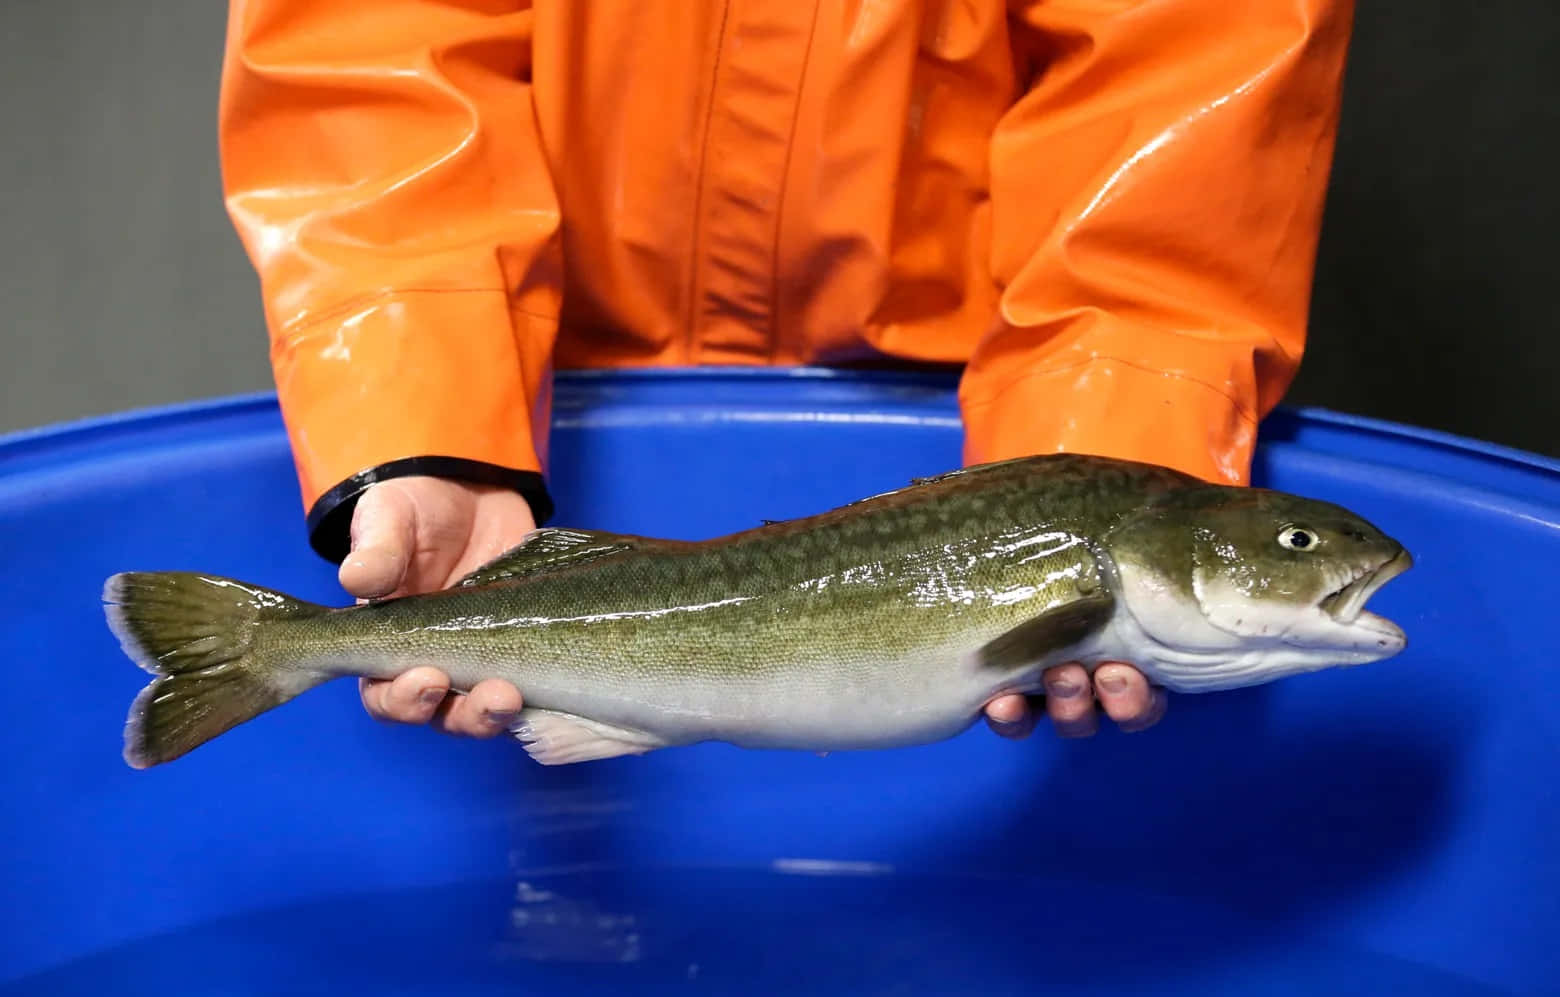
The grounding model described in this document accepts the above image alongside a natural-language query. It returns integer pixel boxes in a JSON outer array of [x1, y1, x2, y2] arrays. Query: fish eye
[[1278, 525, 1319, 551]]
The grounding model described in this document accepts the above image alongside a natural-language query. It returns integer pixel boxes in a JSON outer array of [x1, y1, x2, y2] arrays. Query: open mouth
[[1320, 549, 1414, 627]]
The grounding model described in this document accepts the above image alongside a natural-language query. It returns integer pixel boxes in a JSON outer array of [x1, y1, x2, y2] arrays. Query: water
[[2, 866, 1507, 996]]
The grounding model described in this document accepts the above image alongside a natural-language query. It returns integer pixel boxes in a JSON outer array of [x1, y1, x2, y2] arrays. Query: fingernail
[[1098, 673, 1128, 694], [1047, 680, 1083, 699], [419, 687, 446, 707], [483, 709, 519, 727]]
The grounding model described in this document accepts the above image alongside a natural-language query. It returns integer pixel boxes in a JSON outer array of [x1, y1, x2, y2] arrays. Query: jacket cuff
[[269, 288, 557, 518], [305, 457, 555, 564]]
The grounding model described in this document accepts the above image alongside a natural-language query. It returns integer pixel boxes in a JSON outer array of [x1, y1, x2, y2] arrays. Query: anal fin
[[510, 708, 666, 765]]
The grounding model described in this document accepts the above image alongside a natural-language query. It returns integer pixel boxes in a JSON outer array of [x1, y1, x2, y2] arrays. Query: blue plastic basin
[[2, 369, 1557, 995]]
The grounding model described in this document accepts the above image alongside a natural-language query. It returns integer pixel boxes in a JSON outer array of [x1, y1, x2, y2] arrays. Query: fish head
[[1105, 487, 1413, 692]]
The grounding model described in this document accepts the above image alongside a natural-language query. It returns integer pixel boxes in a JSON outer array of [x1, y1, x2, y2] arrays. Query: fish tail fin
[[103, 571, 333, 769]]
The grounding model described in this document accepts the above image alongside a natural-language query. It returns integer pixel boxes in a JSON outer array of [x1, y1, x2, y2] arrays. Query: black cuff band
[[305, 456, 555, 564]]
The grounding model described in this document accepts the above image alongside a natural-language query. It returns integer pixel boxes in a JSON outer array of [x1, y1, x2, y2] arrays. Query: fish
[[102, 453, 1413, 770]]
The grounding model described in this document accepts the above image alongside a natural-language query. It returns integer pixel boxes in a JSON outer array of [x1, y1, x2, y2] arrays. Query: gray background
[[2, 0, 1555, 458]]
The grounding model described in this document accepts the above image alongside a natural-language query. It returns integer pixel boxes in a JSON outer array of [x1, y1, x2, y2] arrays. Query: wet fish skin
[[102, 453, 1412, 769]]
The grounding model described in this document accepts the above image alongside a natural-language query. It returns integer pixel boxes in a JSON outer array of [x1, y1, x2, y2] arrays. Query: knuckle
[[1055, 720, 1098, 739], [991, 719, 1033, 740], [447, 702, 487, 738], [1045, 697, 1081, 721], [1117, 703, 1166, 733], [1103, 700, 1146, 724], [430, 710, 467, 738], [1049, 684, 1094, 711]]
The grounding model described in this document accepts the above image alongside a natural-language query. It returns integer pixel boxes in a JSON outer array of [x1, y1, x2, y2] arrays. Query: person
[[216, 0, 1352, 746]]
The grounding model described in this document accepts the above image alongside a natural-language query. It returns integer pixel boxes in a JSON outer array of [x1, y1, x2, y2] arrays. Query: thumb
[[338, 482, 417, 599]]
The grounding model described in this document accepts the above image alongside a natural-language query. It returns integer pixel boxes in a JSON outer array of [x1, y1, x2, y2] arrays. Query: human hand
[[341, 477, 535, 738], [984, 663, 1168, 740]]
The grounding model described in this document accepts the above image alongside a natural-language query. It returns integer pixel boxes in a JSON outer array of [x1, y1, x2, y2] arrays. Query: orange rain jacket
[[218, 0, 1354, 560]]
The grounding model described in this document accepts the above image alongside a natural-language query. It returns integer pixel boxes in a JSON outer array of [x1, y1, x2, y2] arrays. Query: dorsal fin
[[910, 469, 965, 486], [910, 455, 1042, 487], [839, 462, 1001, 511], [456, 528, 648, 587]]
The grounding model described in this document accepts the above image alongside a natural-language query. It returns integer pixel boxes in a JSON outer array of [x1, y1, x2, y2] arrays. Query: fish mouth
[[1316, 549, 1414, 638]]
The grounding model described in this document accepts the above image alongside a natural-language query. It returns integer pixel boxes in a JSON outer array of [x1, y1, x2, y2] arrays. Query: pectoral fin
[[976, 594, 1115, 673]]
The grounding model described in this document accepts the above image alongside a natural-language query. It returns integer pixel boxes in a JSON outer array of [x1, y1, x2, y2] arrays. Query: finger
[[984, 693, 1036, 740], [339, 484, 417, 599], [358, 677, 390, 717], [432, 679, 523, 739], [1094, 663, 1160, 731], [363, 667, 450, 725], [1043, 663, 1098, 738], [1117, 685, 1168, 734]]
